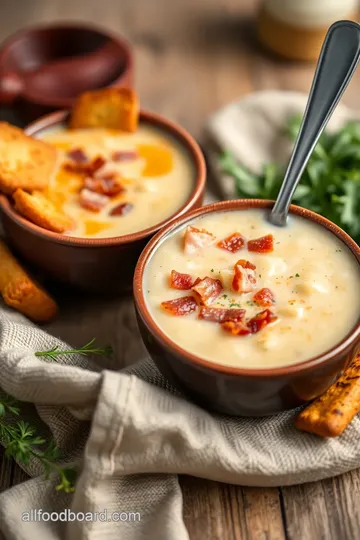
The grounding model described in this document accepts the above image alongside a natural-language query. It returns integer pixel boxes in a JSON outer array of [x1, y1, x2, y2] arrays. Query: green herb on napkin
[[219, 115, 360, 244], [35, 338, 113, 362]]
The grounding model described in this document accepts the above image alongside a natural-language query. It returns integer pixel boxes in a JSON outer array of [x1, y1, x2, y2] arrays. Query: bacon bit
[[247, 309, 277, 333], [248, 234, 274, 253], [184, 226, 216, 255], [199, 306, 245, 323], [84, 176, 125, 197], [232, 259, 257, 293], [161, 296, 197, 316], [192, 277, 223, 305], [253, 288, 275, 307], [221, 320, 251, 336], [217, 232, 246, 253], [67, 148, 88, 163], [64, 156, 106, 176], [170, 270, 194, 290], [79, 188, 109, 212], [110, 202, 133, 216], [112, 150, 139, 161]]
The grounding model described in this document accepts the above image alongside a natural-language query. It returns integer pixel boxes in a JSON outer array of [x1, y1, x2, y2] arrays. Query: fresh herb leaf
[[35, 338, 113, 362]]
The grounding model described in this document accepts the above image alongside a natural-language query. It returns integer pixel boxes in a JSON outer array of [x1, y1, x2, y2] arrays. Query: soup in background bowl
[[134, 199, 360, 416], [0, 110, 205, 292]]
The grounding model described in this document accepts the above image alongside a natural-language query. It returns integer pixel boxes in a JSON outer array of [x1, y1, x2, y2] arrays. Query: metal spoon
[[269, 20, 360, 227]]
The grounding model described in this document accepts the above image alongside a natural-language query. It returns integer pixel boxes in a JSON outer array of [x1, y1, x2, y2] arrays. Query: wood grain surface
[[1, 0, 360, 539]]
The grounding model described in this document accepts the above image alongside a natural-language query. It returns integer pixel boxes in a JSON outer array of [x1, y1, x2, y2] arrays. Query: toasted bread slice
[[70, 88, 139, 132], [13, 189, 74, 234], [0, 239, 58, 323], [0, 122, 57, 194]]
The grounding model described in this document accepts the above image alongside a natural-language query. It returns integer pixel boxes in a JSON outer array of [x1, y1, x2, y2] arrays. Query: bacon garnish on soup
[[184, 226, 216, 255], [170, 270, 194, 290], [253, 288, 275, 307], [65, 155, 106, 176], [161, 296, 197, 316], [84, 176, 125, 197], [67, 148, 88, 163], [221, 320, 251, 336], [192, 277, 223, 305], [79, 189, 109, 212], [110, 202, 133, 216], [199, 306, 245, 323], [248, 234, 274, 253], [232, 259, 257, 293], [217, 232, 245, 253], [111, 150, 139, 162], [247, 309, 277, 333]]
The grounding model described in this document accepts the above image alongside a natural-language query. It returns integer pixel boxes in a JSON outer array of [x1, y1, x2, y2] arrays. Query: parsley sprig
[[219, 115, 360, 244], [0, 395, 76, 493], [0, 338, 112, 492]]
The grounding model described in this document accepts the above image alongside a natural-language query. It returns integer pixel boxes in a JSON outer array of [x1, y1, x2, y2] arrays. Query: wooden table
[[1, 1, 360, 538]]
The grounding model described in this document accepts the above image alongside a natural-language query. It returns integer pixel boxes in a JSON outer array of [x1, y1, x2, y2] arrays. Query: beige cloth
[[1, 91, 360, 540]]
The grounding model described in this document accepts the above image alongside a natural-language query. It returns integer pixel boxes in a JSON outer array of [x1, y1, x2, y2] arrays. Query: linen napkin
[[1, 90, 360, 540]]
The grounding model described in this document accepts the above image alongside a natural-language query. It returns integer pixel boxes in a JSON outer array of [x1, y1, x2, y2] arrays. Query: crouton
[[0, 239, 58, 323], [13, 189, 74, 234], [69, 88, 139, 132], [0, 122, 57, 194]]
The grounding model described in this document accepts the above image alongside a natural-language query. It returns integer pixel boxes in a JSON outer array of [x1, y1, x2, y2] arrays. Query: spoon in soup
[[270, 20, 360, 227]]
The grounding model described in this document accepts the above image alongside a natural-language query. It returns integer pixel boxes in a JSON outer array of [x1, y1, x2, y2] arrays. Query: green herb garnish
[[35, 338, 113, 362], [219, 115, 360, 244], [0, 394, 76, 493]]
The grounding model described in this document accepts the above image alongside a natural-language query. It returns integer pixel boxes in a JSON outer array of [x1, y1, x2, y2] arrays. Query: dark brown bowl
[[0, 23, 133, 123], [0, 110, 205, 292], [134, 199, 360, 416]]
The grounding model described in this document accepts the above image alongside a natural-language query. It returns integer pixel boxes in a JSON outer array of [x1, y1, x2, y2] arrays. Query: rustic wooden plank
[[181, 476, 285, 540], [0, 447, 13, 490], [281, 470, 360, 540]]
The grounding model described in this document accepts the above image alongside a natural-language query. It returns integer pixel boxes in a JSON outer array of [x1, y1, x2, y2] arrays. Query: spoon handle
[[270, 20, 360, 227]]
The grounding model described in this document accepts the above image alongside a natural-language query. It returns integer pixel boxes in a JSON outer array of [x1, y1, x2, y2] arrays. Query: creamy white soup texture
[[41, 124, 195, 238], [145, 210, 360, 369]]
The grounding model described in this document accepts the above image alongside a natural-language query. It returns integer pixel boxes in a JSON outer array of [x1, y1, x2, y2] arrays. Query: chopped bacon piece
[[79, 188, 109, 212], [248, 234, 274, 253], [184, 226, 216, 255], [170, 270, 194, 290], [110, 202, 133, 216], [253, 288, 275, 307], [64, 156, 106, 176], [67, 148, 88, 163], [232, 259, 257, 293], [192, 277, 223, 305], [161, 296, 197, 316], [112, 150, 139, 161], [221, 320, 251, 336], [217, 232, 246, 253], [247, 309, 278, 334], [192, 277, 201, 287], [84, 176, 125, 197], [199, 306, 245, 323]]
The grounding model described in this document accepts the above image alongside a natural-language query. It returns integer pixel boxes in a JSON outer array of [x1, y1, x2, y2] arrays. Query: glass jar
[[258, 0, 359, 60]]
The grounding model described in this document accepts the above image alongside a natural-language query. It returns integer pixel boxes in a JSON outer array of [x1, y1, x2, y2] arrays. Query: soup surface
[[145, 209, 360, 369], [41, 124, 195, 238]]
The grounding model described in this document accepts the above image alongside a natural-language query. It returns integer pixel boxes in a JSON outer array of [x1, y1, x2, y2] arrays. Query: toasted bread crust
[[70, 88, 139, 132], [295, 351, 360, 437], [0, 122, 57, 194], [0, 239, 58, 323], [13, 189, 74, 233]]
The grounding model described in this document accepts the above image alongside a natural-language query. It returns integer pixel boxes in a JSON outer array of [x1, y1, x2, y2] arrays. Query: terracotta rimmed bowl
[[0, 110, 205, 292], [0, 23, 133, 123], [134, 199, 360, 416]]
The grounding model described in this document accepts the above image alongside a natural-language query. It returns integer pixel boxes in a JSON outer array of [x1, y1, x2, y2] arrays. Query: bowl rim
[[133, 199, 360, 378], [0, 21, 133, 107], [0, 108, 206, 247]]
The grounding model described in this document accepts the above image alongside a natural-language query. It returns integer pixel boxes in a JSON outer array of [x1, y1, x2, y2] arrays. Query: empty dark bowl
[[0, 23, 133, 122], [133, 199, 360, 416], [0, 110, 206, 292]]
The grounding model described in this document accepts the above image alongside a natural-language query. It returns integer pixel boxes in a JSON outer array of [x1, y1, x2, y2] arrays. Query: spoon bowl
[[270, 20, 360, 227]]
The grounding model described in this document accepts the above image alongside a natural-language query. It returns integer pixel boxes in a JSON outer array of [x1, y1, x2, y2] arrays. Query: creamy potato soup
[[40, 124, 195, 237], [145, 210, 360, 369]]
